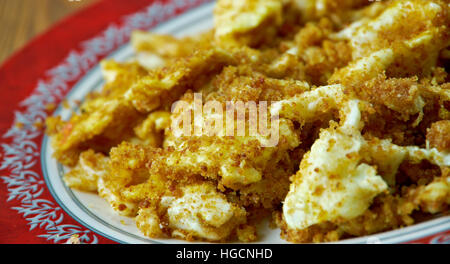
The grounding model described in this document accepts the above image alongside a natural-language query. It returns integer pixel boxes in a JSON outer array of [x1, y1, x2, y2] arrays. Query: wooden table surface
[[0, 0, 99, 65]]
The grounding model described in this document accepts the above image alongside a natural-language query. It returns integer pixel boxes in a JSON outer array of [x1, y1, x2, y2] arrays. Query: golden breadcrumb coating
[[427, 120, 450, 152]]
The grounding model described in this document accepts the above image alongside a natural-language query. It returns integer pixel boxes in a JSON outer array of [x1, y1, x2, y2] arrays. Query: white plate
[[41, 1, 450, 244]]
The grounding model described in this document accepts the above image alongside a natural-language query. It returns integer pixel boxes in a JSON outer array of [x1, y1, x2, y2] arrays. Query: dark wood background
[[0, 0, 99, 64]]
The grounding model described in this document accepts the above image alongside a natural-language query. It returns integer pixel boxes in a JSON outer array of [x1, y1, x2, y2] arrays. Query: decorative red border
[[405, 230, 450, 244]]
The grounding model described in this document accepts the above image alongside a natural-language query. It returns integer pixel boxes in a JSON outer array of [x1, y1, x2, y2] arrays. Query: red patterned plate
[[0, 0, 448, 244]]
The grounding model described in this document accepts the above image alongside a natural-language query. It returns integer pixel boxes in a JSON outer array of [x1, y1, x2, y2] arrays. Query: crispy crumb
[[427, 120, 450, 152]]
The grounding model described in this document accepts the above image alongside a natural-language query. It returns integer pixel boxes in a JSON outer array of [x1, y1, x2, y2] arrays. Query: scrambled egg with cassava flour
[[46, 0, 450, 243]]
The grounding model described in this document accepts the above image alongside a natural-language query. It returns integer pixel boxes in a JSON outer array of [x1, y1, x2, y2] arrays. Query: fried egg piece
[[330, 0, 450, 84], [270, 84, 344, 125], [97, 150, 151, 217], [283, 100, 388, 230], [214, 0, 283, 47], [131, 30, 214, 69], [63, 149, 109, 192], [283, 98, 450, 231], [290, 0, 369, 22], [46, 61, 147, 166], [125, 48, 234, 113], [414, 176, 450, 214], [136, 183, 246, 241], [134, 111, 171, 147], [163, 116, 300, 187], [97, 171, 139, 217], [348, 0, 448, 59]]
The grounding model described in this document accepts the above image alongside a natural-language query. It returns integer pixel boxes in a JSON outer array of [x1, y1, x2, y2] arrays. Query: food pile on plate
[[46, 0, 450, 243]]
